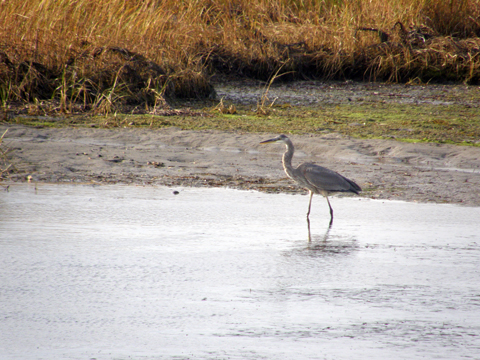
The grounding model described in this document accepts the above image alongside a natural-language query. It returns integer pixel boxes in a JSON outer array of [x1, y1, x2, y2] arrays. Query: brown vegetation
[[1, 0, 480, 113], [0, 129, 16, 180]]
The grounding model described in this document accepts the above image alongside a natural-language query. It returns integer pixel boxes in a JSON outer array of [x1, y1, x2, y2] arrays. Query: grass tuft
[[0, 129, 18, 180]]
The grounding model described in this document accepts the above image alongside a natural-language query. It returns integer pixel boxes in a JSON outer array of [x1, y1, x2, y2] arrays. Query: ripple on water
[[1, 184, 480, 360]]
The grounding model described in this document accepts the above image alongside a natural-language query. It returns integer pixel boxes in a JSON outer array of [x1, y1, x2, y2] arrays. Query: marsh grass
[[12, 100, 480, 146], [1, 0, 480, 112], [0, 129, 18, 180]]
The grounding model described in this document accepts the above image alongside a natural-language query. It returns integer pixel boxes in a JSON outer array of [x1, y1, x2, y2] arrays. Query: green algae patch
[[5, 100, 480, 146]]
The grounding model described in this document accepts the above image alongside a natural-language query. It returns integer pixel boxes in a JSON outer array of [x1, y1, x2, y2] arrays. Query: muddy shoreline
[[2, 124, 479, 206], [212, 79, 480, 108]]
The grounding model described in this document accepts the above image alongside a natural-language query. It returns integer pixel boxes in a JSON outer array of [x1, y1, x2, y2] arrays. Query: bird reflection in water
[[307, 227, 358, 254], [307, 221, 331, 243]]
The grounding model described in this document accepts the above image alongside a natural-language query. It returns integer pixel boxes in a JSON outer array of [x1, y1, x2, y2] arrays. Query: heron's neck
[[282, 140, 296, 176]]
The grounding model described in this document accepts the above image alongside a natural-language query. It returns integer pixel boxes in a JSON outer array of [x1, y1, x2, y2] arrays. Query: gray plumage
[[260, 134, 361, 225]]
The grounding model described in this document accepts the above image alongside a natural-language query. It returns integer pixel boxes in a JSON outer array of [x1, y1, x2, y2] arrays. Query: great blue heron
[[260, 134, 361, 225]]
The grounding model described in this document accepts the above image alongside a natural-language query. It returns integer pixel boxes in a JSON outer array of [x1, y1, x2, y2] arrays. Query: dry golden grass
[[0, 129, 17, 180], [1, 0, 479, 113]]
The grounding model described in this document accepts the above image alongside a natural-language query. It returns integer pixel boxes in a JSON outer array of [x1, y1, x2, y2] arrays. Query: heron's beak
[[260, 136, 281, 144]]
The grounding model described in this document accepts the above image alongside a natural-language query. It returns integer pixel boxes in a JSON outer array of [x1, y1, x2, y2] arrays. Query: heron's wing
[[298, 162, 361, 193]]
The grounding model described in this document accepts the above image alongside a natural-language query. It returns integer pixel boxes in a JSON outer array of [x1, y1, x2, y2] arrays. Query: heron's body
[[260, 134, 361, 224]]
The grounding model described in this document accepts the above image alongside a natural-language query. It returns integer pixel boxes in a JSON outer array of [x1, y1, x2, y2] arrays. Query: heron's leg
[[326, 196, 334, 225], [307, 216, 312, 242], [307, 191, 314, 218]]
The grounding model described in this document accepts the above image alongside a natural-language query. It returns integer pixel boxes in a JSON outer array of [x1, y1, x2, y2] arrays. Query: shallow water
[[1, 184, 479, 360]]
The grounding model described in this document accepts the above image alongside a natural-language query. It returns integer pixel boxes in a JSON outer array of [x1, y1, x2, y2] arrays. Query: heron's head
[[260, 134, 289, 145]]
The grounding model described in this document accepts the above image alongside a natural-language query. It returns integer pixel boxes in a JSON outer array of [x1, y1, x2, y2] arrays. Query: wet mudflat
[[214, 79, 480, 107], [1, 184, 479, 360]]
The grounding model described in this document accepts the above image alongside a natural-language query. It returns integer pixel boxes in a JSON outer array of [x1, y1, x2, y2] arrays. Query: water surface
[[1, 184, 479, 359]]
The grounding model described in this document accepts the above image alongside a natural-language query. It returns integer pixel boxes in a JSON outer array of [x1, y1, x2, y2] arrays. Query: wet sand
[[1, 124, 479, 206]]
